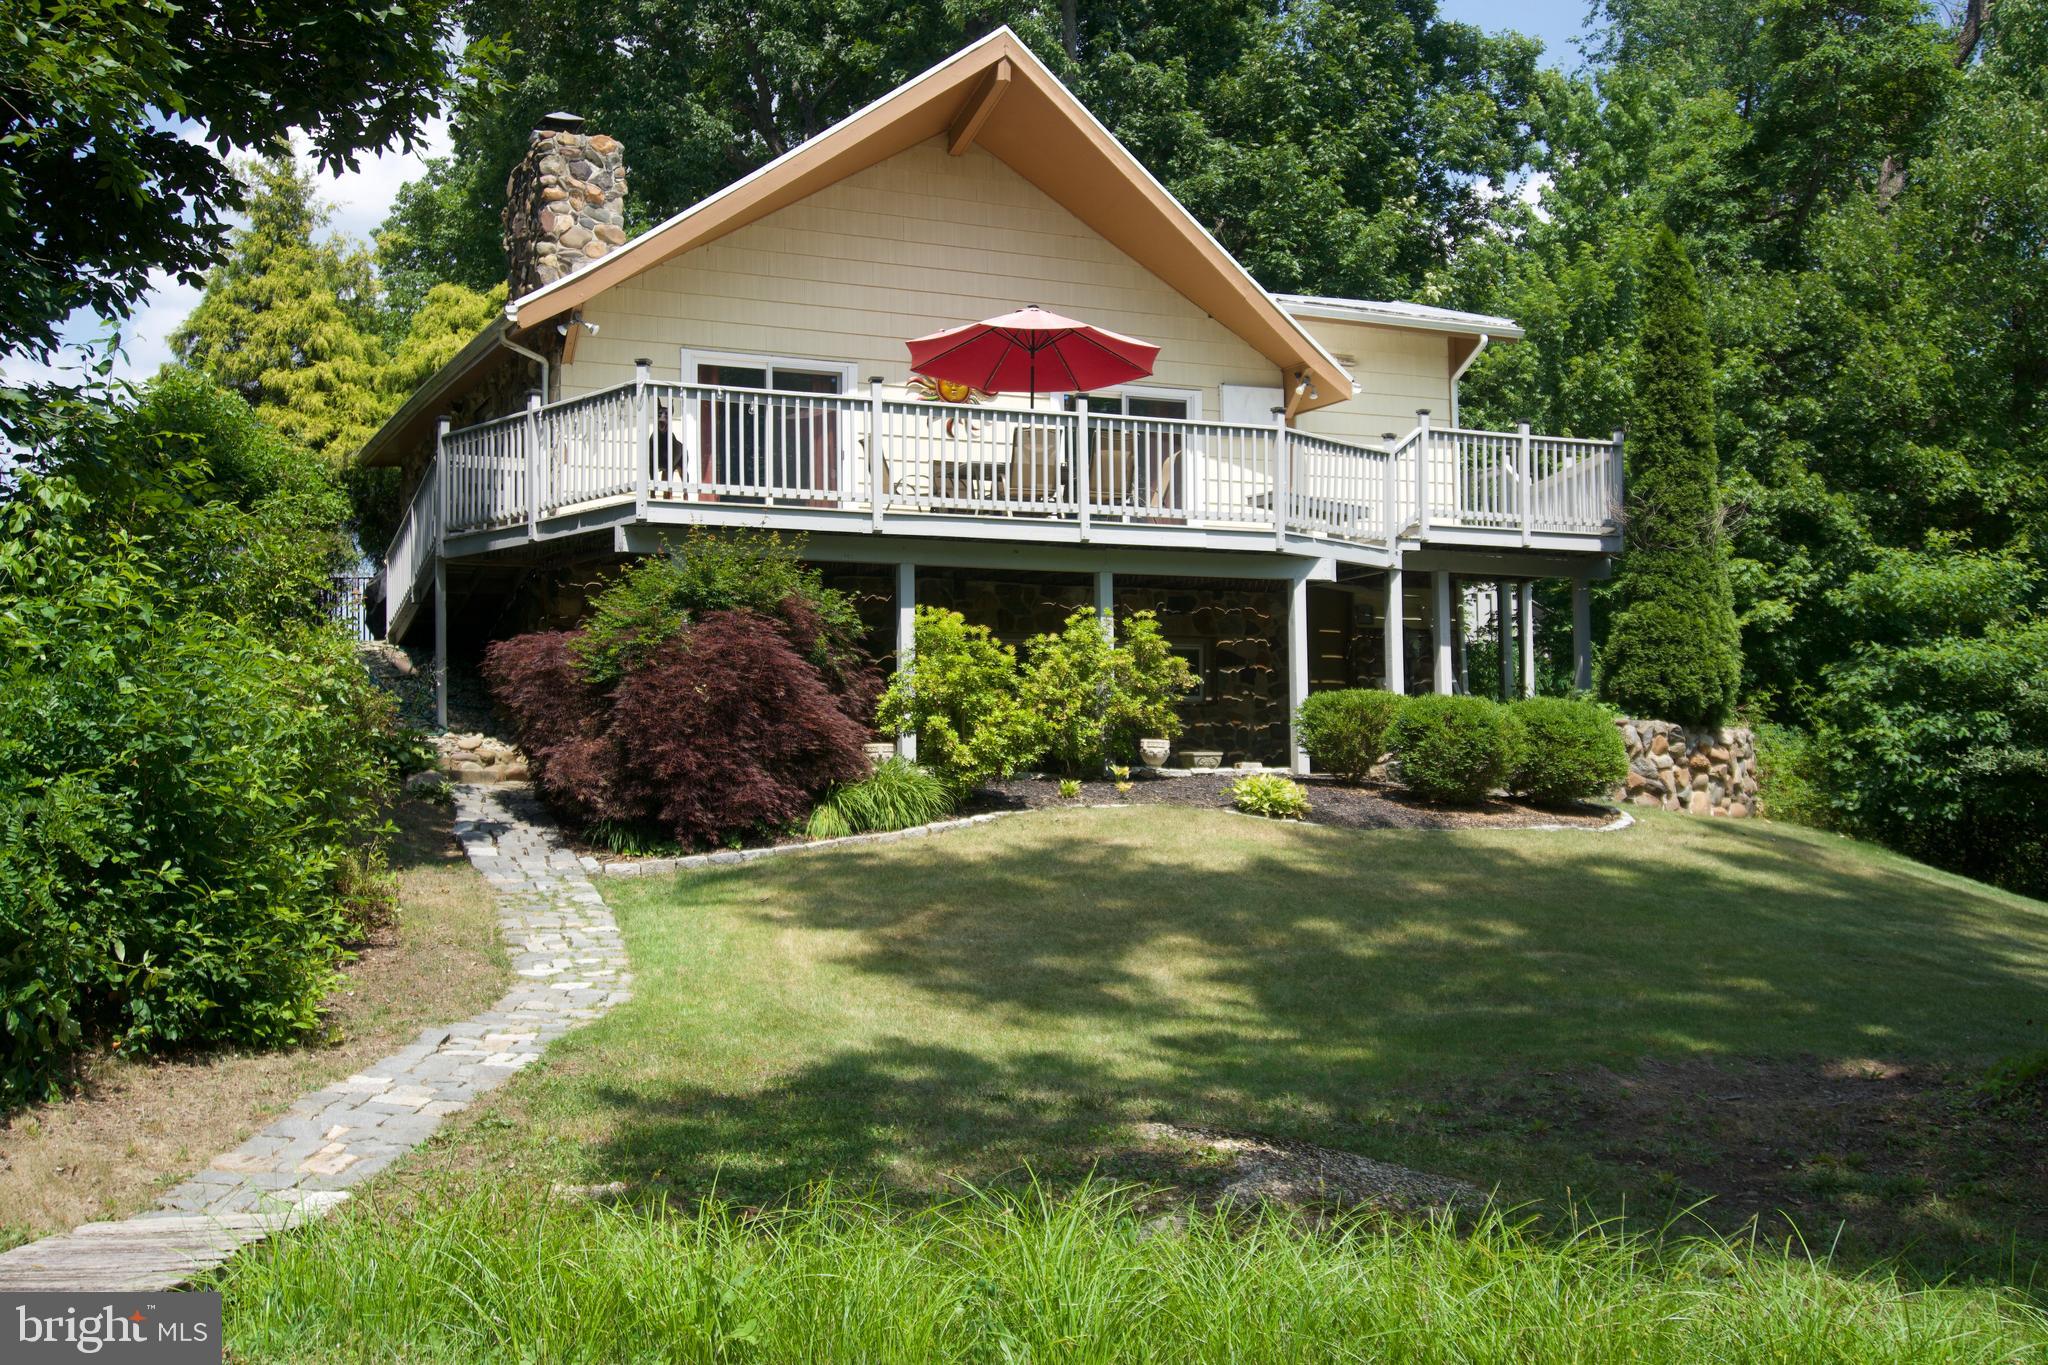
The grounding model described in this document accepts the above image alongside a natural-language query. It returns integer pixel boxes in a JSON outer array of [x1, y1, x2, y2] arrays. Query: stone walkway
[[0, 784, 630, 1291]]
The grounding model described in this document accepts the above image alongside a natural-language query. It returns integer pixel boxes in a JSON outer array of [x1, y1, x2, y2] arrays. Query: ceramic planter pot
[[1138, 738, 1171, 768], [1182, 749, 1223, 770]]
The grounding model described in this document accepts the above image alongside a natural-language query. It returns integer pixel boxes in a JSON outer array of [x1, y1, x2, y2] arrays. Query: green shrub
[[1810, 619, 2048, 898], [1751, 722, 1828, 827], [1294, 689, 1403, 783], [806, 759, 956, 839], [1390, 694, 1516, 803], [1019, 609, 1196, 777], [1058, 778, 1082, 799], [1596, 227, 1742, 727], [1505, 697, 1629, 804], [877, 607, 1044, 793], [583, 821, 687, 858], [1231, 773, 1312, 819], [572, 528, 870, 697], [0, 461, 394, 1104]]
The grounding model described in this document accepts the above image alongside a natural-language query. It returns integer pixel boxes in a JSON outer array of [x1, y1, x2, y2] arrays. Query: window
[[1067, 387, 1200, 420], [679, 351, 857, 496]]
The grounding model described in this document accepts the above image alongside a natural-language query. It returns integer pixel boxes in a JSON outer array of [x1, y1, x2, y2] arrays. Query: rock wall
[[1617, 718, 1758, 817]]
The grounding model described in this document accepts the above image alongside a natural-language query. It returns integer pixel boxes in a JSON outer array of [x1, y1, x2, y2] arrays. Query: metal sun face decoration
[[908, 375, 987, 405], [906, 375, 989, 435]]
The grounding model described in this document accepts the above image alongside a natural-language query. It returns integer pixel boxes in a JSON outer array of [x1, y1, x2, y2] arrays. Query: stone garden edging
[[587, 800, 1637, 879], [584, 810, 1021, 877]]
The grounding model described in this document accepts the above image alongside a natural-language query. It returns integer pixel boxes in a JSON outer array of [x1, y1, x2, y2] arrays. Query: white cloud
[[1, 114, 453, 391], [305, 115, 452, 247]]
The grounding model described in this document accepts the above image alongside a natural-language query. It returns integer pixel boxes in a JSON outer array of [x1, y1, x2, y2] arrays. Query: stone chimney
[[503, 112, 627, 298]]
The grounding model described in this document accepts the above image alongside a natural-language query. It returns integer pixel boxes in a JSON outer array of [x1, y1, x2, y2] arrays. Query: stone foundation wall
[[1117, 579, 1288, 765], [1617, 719, 1758, 817]]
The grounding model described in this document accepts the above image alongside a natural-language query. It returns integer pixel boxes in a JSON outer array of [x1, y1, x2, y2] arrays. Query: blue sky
[[6, 0, 1596, 389], [1442, 0, 1599, 69]]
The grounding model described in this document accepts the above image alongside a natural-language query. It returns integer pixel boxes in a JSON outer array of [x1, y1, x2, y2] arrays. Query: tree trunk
[[1877, 0, 1993, 207]]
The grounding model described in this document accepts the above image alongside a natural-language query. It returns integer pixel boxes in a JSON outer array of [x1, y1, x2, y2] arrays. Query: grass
[[213, 804, 2048, 1357], [0, 796, 507, 1248], [386, 806, 2048, 1282], [220, 1182, 2045, 1363]]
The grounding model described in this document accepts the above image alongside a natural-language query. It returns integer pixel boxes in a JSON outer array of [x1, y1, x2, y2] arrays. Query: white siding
[[564, 137, 1286, 416], [1289, 317, 1454, 448]]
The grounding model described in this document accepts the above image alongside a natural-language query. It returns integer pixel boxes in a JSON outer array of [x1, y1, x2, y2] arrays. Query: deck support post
[[1455, 582, 1470, 695], [432, 556, 448, 732], [1383, 564, 1405, 695], [895, 561, 917, 762], [1572, 578, 1593, 692], [1432, 570, 1454, 694], [1287, 571, 1311, 774], [433, 416, 450, 731], [1496, 579, 1515, 699], [1094, 570, 1115, 640], [1518, 580, 1537, 697]]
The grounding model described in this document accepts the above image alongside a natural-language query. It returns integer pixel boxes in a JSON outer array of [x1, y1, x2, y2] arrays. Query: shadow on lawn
[[587, 811, 2048, 1288]]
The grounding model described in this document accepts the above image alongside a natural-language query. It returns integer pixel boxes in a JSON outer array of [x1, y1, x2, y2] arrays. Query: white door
[[1220, 384, 1284, 426]]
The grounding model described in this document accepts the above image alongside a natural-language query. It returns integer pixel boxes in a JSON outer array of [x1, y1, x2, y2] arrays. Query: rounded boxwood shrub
[[1505, 697, 1629, 804], [1294, 689, 1403, 783], [1389, 694, 1516, 804]]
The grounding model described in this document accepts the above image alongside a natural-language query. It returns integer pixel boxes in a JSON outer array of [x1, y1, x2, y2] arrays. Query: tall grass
[[805, 757, 955, 839], [220, 1181, 2043, 1363]]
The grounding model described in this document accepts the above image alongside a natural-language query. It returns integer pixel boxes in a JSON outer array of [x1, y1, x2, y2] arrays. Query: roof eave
[[356, 316, 514, 469], [1277, 296, 1525, 341]]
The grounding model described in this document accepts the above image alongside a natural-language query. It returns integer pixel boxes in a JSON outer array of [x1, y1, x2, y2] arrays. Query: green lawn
[[405, 806, 2048, 1286]]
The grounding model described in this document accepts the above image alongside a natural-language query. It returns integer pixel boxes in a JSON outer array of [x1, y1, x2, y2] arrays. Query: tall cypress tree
[[1597, 226, 1743, 726]]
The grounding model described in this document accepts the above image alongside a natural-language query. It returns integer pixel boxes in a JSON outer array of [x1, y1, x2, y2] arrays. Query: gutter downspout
[[500, 326, 551, 403], [1448, 333, 1489, 429]]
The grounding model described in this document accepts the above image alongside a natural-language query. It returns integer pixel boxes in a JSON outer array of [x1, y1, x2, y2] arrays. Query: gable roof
[[507, 27, 1355, 413]]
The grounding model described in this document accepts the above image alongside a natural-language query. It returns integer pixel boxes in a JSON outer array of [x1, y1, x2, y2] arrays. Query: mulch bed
[[969, 770, 1620, 831]]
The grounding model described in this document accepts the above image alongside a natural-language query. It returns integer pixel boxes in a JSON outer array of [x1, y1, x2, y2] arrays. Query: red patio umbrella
[[906, 305, 1160, 405]]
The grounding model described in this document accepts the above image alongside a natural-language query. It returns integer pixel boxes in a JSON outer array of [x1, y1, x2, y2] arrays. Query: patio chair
[[1089, 429, 1136, 511], [1007, 427, 1066, 508]]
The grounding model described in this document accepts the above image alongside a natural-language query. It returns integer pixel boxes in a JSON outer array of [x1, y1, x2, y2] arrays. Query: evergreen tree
[[1596, 226, 1742, 726], [345, 281, 507, 556], [171, 156, 390, 469]]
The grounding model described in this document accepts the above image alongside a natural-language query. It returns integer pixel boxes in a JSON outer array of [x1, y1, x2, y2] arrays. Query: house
[[360, 27, 1621, 771]]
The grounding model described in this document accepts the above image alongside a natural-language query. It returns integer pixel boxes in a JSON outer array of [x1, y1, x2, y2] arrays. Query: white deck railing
[[418, 380, 1620, 558], [382, 458, 440, 633]]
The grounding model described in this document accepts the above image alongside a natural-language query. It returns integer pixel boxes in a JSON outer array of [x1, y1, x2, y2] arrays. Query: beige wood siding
[[1289, 318, 1454, 447], [563, 137, 1287, 415]]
